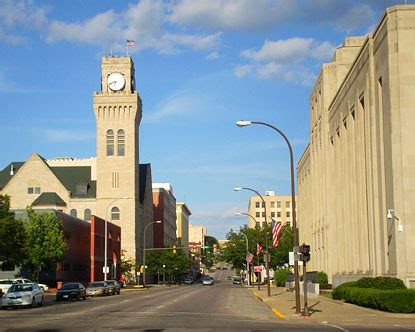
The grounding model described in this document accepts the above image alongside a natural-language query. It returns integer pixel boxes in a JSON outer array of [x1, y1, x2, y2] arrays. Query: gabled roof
[[0, 162, 24, 190], [32, 192, 67, 207], [50, 166, 96, 198]]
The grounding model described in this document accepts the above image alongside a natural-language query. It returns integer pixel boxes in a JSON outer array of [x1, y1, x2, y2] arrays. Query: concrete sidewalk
[[249, 285, 415, 329]]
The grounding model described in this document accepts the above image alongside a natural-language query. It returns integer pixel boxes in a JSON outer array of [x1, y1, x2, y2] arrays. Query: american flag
[[246, 251, 254, 264], [256, 243, 262, 255], [127, 39, 136, 46], [272, 219, 284, 248]]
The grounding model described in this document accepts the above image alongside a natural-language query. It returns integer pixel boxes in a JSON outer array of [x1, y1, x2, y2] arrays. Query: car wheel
[[31, 297, 36, 308], [2, 306, 8, 310], [39, 296, 44, 306], [76, 294, 80, 301]]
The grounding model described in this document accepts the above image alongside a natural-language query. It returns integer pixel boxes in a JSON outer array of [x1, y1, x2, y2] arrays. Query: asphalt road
[[0, 271, 349, 331]]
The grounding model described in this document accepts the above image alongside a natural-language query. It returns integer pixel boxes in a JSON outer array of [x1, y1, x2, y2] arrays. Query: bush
[[274, 268, 292, 287], [332, 281, 358, 300], [357, 277, 406, 290], [317, 272, 329, 289]]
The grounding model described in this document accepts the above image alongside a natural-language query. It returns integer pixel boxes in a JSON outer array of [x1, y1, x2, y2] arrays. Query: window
[[70, 209, 77, 218], [262, 212, 265, 217], [111, 207, 120, 221], [270, 202, 275, 208], [277, 201, 281, 208], [286, 211, 291, 218], [286, 201, 290, 208], [117, 129, 125, 156], [84, 209, 91, 222], [106, 130, 114, 156], [34, 187, 41, 194], [271, 212, 275, 218], [255, 202, 260, 208], [27, 187, 34, 194], [277, 212, 281, 218], [28, 187, 41, 194], [286, 222, 291, 227], [76, 184, 88, 195], [255, 212, 260, 218]]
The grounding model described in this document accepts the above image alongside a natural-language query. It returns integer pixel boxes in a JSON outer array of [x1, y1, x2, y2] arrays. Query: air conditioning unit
[[265, 191, 275, 196]]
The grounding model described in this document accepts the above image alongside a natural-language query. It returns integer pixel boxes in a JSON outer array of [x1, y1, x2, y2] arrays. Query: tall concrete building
[[176, 202, 191, 248], [189, 224, 207, 246], [0, 56, 154, 277], [152, 183, 177, 248], [297, 5, 415, 287], [247, 191, 296, 229]]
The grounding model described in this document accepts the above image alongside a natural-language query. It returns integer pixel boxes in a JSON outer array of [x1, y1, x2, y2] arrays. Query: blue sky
[[0, 0, 407, 239]]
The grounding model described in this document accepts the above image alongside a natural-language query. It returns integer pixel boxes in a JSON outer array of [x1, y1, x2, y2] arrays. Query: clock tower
[[94, 56, 142, 263]]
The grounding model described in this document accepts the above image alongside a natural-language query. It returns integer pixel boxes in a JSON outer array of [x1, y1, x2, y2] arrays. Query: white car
[[0, 279, 19, 294], [14, 279, 49, 291], [2, 283, 44, 309]]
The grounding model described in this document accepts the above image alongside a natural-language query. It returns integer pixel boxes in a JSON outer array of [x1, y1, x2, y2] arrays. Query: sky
[[0, 0, 409, 239]]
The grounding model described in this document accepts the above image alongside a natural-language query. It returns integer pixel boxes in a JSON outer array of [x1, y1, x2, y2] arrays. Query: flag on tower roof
[[127, 39, 136, 46]]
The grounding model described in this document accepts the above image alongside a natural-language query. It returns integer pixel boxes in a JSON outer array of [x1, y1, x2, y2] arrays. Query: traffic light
[[213, 244, 217, 254], [172, 245, 177, 254], [140, 265, 144, 273], [299, 244, 311, 262]]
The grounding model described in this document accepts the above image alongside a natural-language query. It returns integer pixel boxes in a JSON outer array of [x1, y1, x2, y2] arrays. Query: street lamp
[[143, 220, 162, 287], [239, 231, 250, 286], [104, 197, 129, 281], [235, 212, 260, 290], [236, 119, 301, 314], [234, 187, 271, 297]]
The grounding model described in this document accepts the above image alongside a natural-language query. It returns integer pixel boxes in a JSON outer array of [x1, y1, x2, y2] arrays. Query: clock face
[[107, 72, 125, 91]]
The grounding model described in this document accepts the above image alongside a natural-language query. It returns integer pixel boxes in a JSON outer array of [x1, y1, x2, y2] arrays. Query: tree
[[146, 248, 192, 282], [25, 208, 67, 279], [0, 195, 27, 268]]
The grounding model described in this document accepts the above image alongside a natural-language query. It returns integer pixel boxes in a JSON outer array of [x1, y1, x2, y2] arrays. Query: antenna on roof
[[10, 164, 14, 176]]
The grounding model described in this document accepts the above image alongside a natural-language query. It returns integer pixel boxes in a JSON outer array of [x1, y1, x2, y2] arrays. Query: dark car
[[106, 280, 121, 295], [86, 281, 110, 297], [56, 283, 86, 301]]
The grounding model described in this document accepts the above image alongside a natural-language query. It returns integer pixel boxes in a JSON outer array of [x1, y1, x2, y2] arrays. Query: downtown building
[[297, 5, 415, 287], [0, 56, 154, 282], [247, 191, 296, 229]]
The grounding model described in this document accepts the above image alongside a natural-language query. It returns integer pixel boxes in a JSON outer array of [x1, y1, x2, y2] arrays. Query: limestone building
[[0, 56, 154, 275], [297, 5, 415, 287], [247, 191, 296, 229], [176, 202, 191, 248]]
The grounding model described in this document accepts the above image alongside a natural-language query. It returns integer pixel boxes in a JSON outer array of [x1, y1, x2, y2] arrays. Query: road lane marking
[[271, 308, 285, 319], [322, 322, 349, 332]]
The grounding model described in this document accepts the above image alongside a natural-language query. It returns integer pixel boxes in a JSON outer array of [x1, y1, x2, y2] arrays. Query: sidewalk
[[249, 285, 415, 329]]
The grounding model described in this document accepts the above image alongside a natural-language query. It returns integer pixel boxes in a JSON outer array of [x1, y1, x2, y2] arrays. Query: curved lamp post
[[143, 220, 162, 287], [234, 187, 271, 297], [236, 119, 301, 314], [239, 231, 250, 286], [105, 197, 129, 281]]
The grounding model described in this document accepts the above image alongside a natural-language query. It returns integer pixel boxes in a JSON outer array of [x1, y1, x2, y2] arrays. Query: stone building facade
[[176, 202, 191, 248], [0, 56, 154, 274], [297, 5, 415, 287]]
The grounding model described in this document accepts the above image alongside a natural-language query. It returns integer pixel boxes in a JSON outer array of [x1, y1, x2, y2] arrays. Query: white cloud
[[170, 0, 295, 31], [234, 64, 252, 78], [206, 51, 219, 60]]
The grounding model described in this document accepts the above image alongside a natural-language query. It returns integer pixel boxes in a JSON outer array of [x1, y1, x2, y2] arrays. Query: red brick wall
[[152, 192, 164, 248], [90, 215, 121, 282]]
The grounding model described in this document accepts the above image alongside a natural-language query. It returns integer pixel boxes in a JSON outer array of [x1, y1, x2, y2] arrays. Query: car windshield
[[8, 284, 33, 292], [61, 283, 79, 290], [90, 282, 106, 288]]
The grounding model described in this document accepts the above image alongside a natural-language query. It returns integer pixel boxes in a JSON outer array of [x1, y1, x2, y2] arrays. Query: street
[[0, 271, 340, 332]]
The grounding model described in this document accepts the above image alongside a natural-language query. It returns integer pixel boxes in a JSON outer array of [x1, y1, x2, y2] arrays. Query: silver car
[[2, 283, 44, 309]]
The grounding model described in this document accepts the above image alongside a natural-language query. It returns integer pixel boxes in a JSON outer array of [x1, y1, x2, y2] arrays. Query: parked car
[[0, 279, 19, 295], [86, 281, 110, 297], [184, 277, 193, 285], [106, 280, 121, 295], [202, 276, 214, 286], [232, 276, 242, 285], [56, 283, 86, 301], [104, 281, 116, 295], [13, 278, 49, 291], [2, 283, 44, 309]]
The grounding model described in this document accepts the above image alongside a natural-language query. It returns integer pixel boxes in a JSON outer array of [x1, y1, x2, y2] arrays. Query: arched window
[[106, 130, 114, 156], [70, 209, 77, 218], [111, 207, 120, 221], [84, 208, 91, 222], [117, 129, 125, 156]]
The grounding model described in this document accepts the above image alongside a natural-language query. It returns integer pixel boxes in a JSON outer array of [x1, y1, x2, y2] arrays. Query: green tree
[[0, 195, 27, 267], [25, 208, 67, 279], [146, 248, 192, 282], [268, 225, 293, 268]]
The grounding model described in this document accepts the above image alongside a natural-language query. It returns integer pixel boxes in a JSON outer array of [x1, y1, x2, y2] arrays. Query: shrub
[[356, 276, 406, 290], [317, 271, 329, 289], [274, 268, 292, 287], [332, 281, 358, 300]]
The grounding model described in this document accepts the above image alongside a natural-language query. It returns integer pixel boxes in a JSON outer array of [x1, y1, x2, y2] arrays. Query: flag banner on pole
[[127, 39, 136, 46], [256, 243, 262, 255], [272, 218, 284, 248], [246, 251, 254, 264]]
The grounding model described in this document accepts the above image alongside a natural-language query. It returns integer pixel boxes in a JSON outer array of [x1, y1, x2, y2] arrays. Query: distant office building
[[247, 191, 296, 229], [152, 183, 177, 248], [189, 224, 207, 247], [176, 202, 191, 249], [297, 5, 415, 287]]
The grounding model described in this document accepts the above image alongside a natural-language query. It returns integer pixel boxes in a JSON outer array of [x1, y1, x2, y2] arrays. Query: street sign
[[102, 266, 109, 273], [254, 266, 263, 272]]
